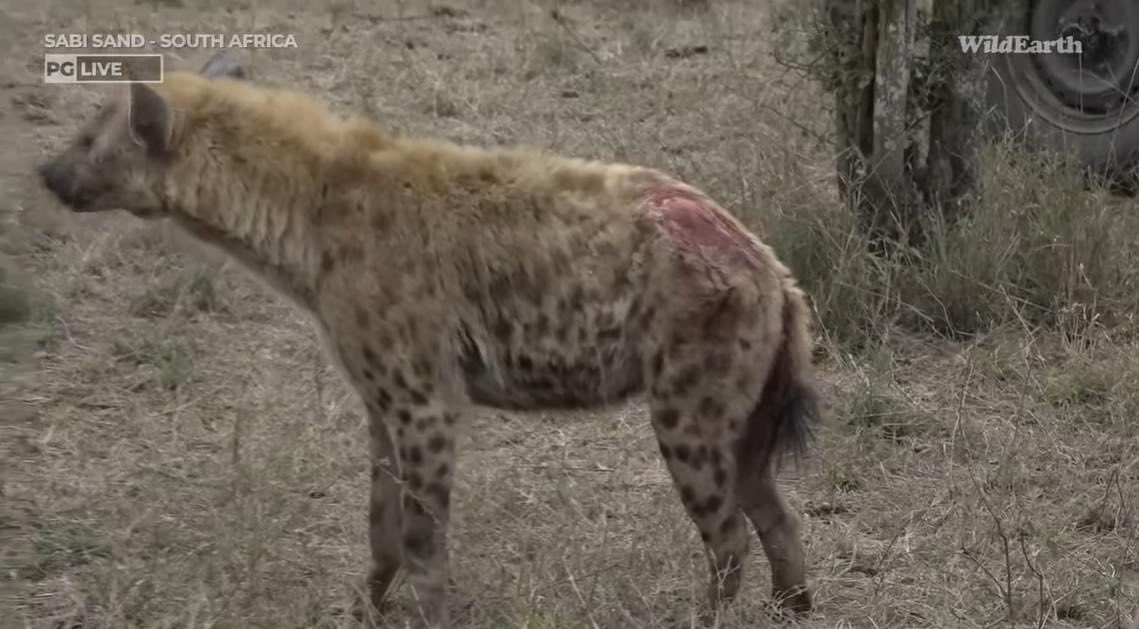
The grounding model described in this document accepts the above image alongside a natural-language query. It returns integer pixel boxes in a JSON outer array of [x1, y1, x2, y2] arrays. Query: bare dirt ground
[[1, 1, 1137, 628]]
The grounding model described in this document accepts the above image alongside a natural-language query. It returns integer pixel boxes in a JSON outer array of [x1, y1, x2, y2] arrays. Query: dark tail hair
[[737, 280, 819, 475]]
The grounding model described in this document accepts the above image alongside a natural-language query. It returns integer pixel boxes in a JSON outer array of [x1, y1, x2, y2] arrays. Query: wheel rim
[[1007, 0, 1139, 134]]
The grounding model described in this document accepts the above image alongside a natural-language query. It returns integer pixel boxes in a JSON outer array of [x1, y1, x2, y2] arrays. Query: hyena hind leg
[[738, 462, 812, 614], [651, 397, 752, 612], [647, 338, 760, 614], [646, 303, 815, 619]]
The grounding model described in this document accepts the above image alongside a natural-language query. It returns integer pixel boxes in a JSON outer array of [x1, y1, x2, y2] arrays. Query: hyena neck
[[165, 156, 322, 307]]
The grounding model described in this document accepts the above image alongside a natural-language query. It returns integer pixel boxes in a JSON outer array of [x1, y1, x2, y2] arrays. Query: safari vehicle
[[986, 0, 1139, 192]]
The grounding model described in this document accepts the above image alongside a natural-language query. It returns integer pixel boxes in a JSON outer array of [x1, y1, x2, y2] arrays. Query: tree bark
[[818, 0, 996, 250]]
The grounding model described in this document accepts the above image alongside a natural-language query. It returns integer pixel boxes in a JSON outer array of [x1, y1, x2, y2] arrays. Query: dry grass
[[2, 0, 1137, 627]]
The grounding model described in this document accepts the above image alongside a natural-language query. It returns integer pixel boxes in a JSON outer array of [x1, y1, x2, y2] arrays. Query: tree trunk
[[818, 0, 997, 250]]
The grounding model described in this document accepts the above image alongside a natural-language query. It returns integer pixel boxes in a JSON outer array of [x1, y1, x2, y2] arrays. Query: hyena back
[[37, 52, 819, 627]]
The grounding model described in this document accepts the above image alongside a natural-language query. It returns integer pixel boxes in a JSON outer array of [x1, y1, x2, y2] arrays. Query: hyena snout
[[37, 159, 99, 211]]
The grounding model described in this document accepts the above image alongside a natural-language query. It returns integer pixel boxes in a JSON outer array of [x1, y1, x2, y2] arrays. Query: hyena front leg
[[363, 402, 404, 614], [387, 391, 460, 628]]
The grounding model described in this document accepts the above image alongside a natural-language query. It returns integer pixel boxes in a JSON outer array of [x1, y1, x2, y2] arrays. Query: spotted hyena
[[37, 51, 819, 626]]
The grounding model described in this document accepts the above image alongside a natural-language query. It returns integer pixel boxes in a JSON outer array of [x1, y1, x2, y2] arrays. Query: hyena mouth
[[129, 206, 160, 218], [37, 163, 98, 212], [60, 192, 96, 211], [55, 191, 97, 212]]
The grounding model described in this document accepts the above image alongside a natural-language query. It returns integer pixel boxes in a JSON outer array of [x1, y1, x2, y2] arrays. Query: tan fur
[[37, 54, 819, 627]]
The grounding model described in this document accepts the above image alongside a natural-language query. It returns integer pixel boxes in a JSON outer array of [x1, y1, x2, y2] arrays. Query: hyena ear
[[128, 82, 173, 154], [199, 50, 247, 80]]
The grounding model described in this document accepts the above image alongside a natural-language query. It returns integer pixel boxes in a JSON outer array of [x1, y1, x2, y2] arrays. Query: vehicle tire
[[985, 0, 1139, 193]]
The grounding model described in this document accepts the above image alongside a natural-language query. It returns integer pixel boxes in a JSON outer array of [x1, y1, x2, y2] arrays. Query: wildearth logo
[[43, 54, 163, 84], [958, 35, 1083, 55]]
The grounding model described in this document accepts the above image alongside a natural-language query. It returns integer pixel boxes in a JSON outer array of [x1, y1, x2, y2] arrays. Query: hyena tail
[[737, 279, 819, 476]]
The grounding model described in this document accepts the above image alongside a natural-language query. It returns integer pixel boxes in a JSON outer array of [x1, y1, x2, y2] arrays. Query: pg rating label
[[44, 54, 163, 84]]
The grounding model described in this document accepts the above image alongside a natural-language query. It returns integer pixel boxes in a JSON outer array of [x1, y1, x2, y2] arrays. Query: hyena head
[[36, 51, 246, 217]]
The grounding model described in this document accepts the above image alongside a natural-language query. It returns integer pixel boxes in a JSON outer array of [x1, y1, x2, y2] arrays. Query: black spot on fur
[[492, 318, 513, 342], [701, 494, 724, 517], [657, 408, 680, 429], [569, 286, 585, 310], [698, 396, 723, 419], [704, 350, 733, 374], [375, 389, 392, 411], [680, 484, 695, 504], [407, 446, 423, 465], [320, 251, 336, 273], [397, 409, 412, 425], [427, 434, 448, 453], [406, 471, 423, 490], [403, 528, 433, 557], [674, 444, 691, 463], [714, 467, 727, 488], [598, 326, 622, 342], [671, 365, 702, 397], [362, 346, 380, 368], [371, 211, 390, 231], [720, 515, 738, 534], [426, 481, 450, 509], [488, 275, 513, 302], [409, 388, 428, 406], [659, 443, 672, 460]]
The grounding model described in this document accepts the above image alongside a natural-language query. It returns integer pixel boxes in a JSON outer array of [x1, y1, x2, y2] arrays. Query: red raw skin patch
[[642, 184, 761, 272]]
